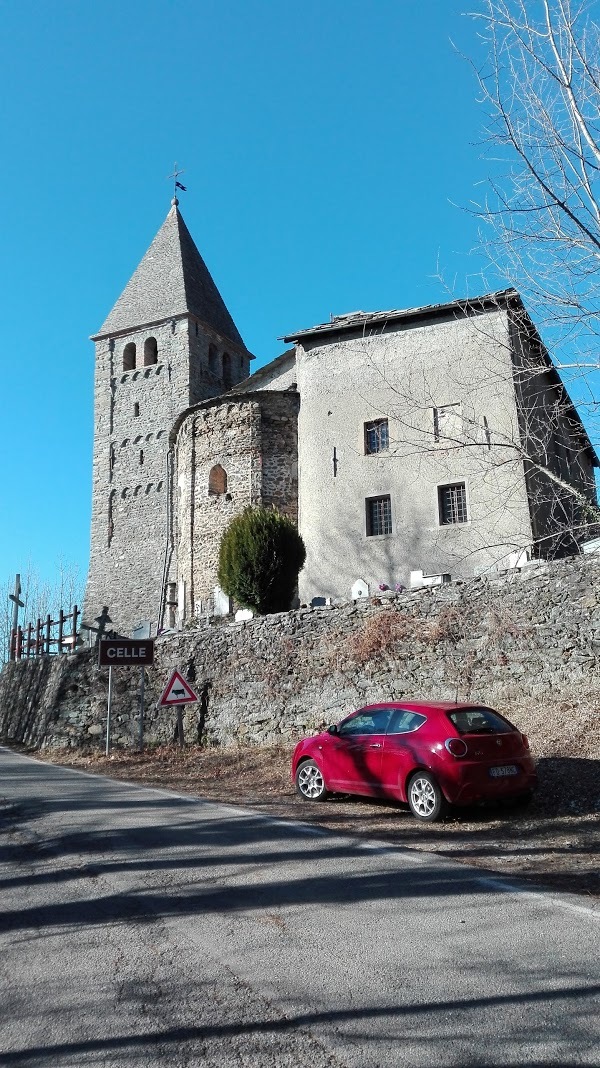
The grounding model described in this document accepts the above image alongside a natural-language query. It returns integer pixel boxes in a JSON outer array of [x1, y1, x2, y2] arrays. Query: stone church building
[[83, 200, 598, 635]]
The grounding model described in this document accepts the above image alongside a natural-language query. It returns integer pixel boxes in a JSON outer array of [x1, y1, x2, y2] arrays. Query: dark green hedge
[[218, 507, 306, 614]]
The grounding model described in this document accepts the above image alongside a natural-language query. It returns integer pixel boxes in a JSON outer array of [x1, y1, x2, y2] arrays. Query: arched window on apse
[[144, 337, 158, 365], [222, 352, 232, 388], [208, 344, 219, 378], [208, 464, 228, 495], [123, 343, 136, 371]]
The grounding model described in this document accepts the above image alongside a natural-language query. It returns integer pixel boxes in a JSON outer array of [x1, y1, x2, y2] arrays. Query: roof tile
[[96, 203, 245, 347]]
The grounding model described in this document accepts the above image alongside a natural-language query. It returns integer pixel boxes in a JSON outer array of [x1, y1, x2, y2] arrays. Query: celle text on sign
[[98, 639, 155, 666]]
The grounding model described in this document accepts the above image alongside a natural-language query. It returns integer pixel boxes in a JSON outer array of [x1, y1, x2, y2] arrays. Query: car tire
[[295, 759, 329, 802], [407, 771, 447, 822]]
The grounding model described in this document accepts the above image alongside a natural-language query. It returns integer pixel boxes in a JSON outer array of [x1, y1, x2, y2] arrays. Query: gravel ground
[[29, 731, 600, 900]]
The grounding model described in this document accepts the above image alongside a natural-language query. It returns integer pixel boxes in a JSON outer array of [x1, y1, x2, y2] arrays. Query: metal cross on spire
[[167, 162, 187, 205]]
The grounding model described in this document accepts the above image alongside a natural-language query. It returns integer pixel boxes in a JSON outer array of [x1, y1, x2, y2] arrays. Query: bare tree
[[0, 560, 84, 665], [469, 0, 600, 416]]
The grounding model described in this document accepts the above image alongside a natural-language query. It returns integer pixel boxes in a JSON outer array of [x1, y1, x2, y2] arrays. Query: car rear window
[[447, 707, 513, 735]]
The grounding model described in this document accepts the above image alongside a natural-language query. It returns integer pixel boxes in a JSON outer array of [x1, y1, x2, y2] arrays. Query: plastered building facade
[[83, 203, 598, 634]]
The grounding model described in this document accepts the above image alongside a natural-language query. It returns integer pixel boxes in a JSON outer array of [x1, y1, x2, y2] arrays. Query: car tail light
[[445, 737, 468, 758], [521, 733, 530, 749]]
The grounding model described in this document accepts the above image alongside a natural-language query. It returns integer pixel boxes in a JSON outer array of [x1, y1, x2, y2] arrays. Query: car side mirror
[[327, 724, 338, 735]]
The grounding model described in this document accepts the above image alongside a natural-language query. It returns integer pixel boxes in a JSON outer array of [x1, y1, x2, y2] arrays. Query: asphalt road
[[0, 747, 598, 1068]]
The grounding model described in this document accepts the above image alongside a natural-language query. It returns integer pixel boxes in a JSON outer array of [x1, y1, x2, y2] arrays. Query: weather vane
[[167, 162, 187, 202]]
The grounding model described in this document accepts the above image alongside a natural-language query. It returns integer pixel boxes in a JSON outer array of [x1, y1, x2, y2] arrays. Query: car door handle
[[368, 743, 382, 749]]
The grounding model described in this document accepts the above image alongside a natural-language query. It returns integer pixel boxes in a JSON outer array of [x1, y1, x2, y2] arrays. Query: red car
[[292, 701, 537, 821]]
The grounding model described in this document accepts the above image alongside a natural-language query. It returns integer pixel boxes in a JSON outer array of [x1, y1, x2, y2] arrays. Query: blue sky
[[1, 0, 511, 600]]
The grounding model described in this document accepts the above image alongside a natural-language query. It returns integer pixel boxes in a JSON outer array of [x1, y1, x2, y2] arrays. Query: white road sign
[[159, 669, 199, 707]]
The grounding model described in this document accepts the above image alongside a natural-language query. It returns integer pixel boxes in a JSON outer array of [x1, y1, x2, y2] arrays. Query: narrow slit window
[[483, 416, 491, 450], [366, 495, 392, 536], [222, 352, 232, 388], [133, 402, 140, 417], [108, 493, 115, 545], [208, 344, 220, 377]]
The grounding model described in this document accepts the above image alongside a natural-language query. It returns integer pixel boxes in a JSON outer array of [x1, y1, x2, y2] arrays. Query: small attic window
[[208, 464, 228, 495], [123, 343, 136, 371], [144, 337, 158, 366]]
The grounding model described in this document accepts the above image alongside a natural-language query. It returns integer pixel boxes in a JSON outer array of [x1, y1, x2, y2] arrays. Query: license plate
[[489, 764, 518, 778]]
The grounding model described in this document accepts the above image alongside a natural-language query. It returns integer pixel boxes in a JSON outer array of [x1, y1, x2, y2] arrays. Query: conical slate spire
[[96, 203, 245, 347]]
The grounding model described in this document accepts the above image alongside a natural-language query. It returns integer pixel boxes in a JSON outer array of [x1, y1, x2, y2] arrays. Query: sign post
[[138, 665, 145, 752], [105, 666, 113, 756], [158, 669, 199, 748], [98, 639, 155, 754]]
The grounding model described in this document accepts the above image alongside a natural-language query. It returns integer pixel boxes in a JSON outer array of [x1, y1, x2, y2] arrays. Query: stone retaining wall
[[1, 554, 599, 750]]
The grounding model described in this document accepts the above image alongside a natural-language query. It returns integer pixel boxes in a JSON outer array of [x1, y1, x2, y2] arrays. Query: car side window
[[337, 709, 392, 736], [386, 709, 427, 735]]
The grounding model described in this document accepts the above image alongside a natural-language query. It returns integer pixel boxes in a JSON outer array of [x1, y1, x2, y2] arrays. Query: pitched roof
[[235, 348, 296, 392], [95, 202, 246, 347], [281, 289, 520, 343]]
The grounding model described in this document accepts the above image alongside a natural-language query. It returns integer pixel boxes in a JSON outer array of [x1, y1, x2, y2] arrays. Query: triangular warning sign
[[159, 669, 199, 707]]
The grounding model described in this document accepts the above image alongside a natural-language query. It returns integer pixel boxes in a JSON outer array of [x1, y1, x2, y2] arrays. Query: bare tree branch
[[468, 0, 600, 410]]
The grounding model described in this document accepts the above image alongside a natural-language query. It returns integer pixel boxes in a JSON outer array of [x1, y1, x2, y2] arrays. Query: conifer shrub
[[218, 507, 306, 614]]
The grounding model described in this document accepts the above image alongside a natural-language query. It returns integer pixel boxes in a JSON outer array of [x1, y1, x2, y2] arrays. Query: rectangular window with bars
[[438, 483, 468, 525], [366, 495, 392, 536], [364, 419, 389, 455]]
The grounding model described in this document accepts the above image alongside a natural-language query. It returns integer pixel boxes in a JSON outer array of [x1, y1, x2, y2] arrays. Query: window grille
[[438, 483, 468, 525], [366, 495, 392, 536], [364, 419, 389, 454]]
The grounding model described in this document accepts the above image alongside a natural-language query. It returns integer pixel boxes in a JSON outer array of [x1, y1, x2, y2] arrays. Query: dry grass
[[348, 606, 478, 665], [33, 709, 600, 900]]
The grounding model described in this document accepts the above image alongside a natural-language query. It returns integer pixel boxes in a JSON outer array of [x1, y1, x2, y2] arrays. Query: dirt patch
[[31, 742, 600, 901]]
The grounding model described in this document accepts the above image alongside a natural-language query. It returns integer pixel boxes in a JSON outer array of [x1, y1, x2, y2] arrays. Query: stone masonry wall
[[85, 320, 194, 636], [84, 316, 251, 637], [2, 554, 599, 751], [175, 391, 299, 615]]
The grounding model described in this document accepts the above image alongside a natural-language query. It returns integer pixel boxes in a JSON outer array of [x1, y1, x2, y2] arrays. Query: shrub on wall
[[218, 507, 306, 614]]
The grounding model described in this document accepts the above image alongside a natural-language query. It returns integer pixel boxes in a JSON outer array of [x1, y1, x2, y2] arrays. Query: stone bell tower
[[83, 197, 253, 635]]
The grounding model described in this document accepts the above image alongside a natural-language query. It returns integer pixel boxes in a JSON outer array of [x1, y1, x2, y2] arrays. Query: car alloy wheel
[[296, 759, 328, 802], [408, 771, 447, 822]]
